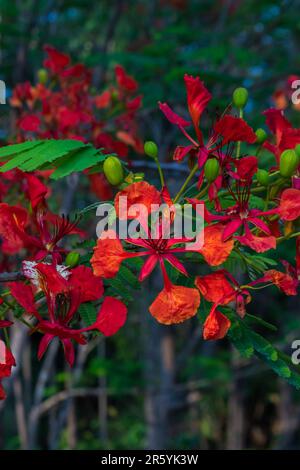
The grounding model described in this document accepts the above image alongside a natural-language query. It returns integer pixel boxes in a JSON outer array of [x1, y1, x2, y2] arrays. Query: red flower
[[115, 65, 138, 93], [18, 115, 41, 132], [159, 74, 256, 166], [44, 45, 70, 74], [0, 340, 15, 401], [263, 108, 300, 164], [12, 262, 126, 366]]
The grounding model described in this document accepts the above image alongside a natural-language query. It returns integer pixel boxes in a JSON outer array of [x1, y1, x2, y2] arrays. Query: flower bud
[[103, 156, 124, 186], [144, 141, 158, 159], [256, 169, 269, 187], [232, 87, 248, 109], [279, 149, 299, 177], [65, 251, 80, 268], [255, 128, 267, 145], [295, 144, 300, 158], [37, 68, 48, 84], [204, 158, 220, 183]]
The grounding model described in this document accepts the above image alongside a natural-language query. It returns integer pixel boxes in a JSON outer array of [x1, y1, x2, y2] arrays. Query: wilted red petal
[[203, 308, 231, 340], [184, 74, 211, 143], [91, 231, 125, 278], [149, 284, 200, 325], [214, 115, 256, 145], [195, 271, 235, 304], [200, 224, 234, 266], [92, 296, 127, 336], [159, 102, 191, 127], [115, 181, 161, 220], [279, 188, 300, 221]]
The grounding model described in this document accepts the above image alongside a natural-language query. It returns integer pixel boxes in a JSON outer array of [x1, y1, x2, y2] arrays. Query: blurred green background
[[0, 0, 300, 450]]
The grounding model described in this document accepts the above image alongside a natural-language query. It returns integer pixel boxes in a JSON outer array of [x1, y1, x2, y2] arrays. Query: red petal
[[8, 282, 37, 315], [91, 231, 125, 278], [149, 284, 200, 325], [214, 115, 256, 145], [200, 224, 234, 266], [195, 271, 235, 304], [139, 255, 158, 281], [184, 74, 211, 143], [38, 334, 54, 360], [159, 102, 191, 127], [69, 266, 104, 302], [115, 65, 138, 92], [92, 297, 127, 337], [279, 188, 300, 221], [203, 308, 231, 340]]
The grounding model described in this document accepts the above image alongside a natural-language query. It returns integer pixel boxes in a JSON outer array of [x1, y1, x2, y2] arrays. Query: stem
[[174, 163, 198, 203], [154, 156, 165, 188], [195, 183, 209, 199], [236, 108, 243, 159]]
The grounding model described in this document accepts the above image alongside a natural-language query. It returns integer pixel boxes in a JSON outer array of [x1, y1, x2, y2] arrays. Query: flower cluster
[[1, 67, 300, 402], [91, 75, 300, 340], [10, 45, 143, 200]]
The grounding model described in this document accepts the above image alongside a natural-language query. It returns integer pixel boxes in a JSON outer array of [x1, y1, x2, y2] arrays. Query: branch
[[0, 272, 25, 282]]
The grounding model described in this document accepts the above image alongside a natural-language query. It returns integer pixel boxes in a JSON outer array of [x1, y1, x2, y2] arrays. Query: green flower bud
[[65, 251, 80, 268], [232, 87, 248, 109], [295, 144, 300, 158], [144, 141, 158, 159], [279, 149, 299, 177], [37, 68, 48, 84], [204, 158, 220, 183], [256, 169, 269, 187], [255, 128, 267, 145], [103, 156, 124, 186]]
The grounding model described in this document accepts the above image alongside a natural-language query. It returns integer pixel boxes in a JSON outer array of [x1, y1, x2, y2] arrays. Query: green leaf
[[0, 139, 108, 179], [79, 303, 97, 326], [247, 330, 278, 361], [228, 321, 254, 358]]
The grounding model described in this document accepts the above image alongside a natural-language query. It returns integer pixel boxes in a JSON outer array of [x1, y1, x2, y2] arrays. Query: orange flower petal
[[115, 181, 161, 220], [195, 271, 235, 304], [203, 309, 231, 340], [200, 224, 234, 265], [149, 284, 200, 325], [91, 231, 124, 278]]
